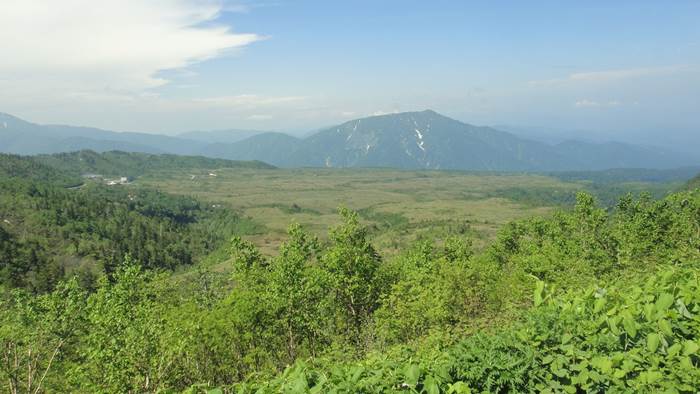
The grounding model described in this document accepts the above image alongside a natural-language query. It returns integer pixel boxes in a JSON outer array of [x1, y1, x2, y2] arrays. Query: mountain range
[[1, 110, 698, 171]]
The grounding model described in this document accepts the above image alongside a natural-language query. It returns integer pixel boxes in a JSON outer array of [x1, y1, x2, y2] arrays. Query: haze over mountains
[[1, 110, 697, 171]]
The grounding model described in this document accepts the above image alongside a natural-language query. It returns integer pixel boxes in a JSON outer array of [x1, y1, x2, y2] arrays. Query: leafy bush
[[2, 187, 700, 392], [233, 266, 700, 393]]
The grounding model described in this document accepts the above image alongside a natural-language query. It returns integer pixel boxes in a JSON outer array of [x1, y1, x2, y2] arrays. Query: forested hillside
[[34, 150, 274, 177], [689, 174, 700, 190], [0, 153, 81, 187], [1, 181, 699, 392], [0, 153, 263, 291]]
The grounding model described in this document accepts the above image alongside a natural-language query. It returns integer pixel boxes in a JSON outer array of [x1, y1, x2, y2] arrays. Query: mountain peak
[[358, 109, 452, 123]]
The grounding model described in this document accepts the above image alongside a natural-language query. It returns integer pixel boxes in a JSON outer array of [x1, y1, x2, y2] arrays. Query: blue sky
[[1, 1, 698, 144]]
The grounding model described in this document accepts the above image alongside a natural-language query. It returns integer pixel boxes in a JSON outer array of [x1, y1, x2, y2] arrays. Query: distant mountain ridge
[[217, 110, 698, 171], [178, 129, 267, 144], [1, 110, 698, 171], [0, 112, 197, 155], [280, 110, 565, 170]]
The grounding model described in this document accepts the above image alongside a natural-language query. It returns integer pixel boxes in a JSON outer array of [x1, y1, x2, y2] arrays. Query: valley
[[139, 168, 564, 256]]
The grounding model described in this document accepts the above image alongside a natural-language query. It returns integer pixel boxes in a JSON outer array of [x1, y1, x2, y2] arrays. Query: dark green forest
[[35, 150, 274, 177], [689, 174, 700, 191], [1, 152, 699, 393], [0, 153, 262, 292]]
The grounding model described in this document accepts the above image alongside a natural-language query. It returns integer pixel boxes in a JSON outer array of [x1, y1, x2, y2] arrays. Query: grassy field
[[136, 168, 590, 258]]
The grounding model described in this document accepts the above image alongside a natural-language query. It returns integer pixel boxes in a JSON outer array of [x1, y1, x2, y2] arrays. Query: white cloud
[[574, 99, 622, 108], [0, 0, 261, 102], [371, 110, 400, 116], [530, 65, 693, 87], [193, 95, 306, 108], [247, 114, 273, 120]]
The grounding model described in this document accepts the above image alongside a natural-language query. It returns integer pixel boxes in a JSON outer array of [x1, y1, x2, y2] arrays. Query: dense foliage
[[0, 155, 262, 291], [1, 183, 698, 392], [551, 167, 700, 184], [240, 265, 700, 393], [35, 150, 274, 178], [689, 174, 700, 190], [0, 153, 81, 187]]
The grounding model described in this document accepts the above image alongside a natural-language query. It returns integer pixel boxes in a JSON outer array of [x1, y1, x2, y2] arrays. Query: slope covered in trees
[[0, 153, 263, 291], [1, 185, 698, 392], [0, 153, 81, 187], [689, 173, 700, 190], [34, 150, 274, 178]]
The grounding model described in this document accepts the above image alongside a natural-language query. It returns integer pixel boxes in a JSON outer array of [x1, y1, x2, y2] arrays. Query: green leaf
[[643, 303, 655, 321], [608, 318, 620, 335], [676, 299, 692, 318], [447, 382, 471, 394], [683, 340, 699, 356], [658, 319, 673, 337], [594, 298, 606, 313], [667, 343, 682, 357], [647, 333, 660, 353], [642, 370, 663, 384], [534, 281, 545, 307], [592, 357, 613, 374], [622, 316, 637, 338], [680, 356, 694, 370], [424, 375, 440, 394], [655, 293, 674, 313], [404, 364, 421, 386], [561, 333, 573, 344]]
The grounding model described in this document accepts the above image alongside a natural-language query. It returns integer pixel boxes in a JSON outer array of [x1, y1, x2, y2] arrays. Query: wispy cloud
[[193, 95, 307, 108], [0, 0, 262, 102], [371, 110, 400, 116], [247, 114, 274, 120], [574, 99, 622, 108], [530, 65, 694, 87]]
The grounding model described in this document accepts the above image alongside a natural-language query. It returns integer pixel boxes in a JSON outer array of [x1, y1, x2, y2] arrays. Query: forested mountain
[[0, 153, 81, 187], [2, 111, 697, 171], [34, 150, 273, 178], [202, 132, 302, 166], [553, 140, 687, 170], [178, 129, 267, 144], [0, 112, 203, 155], [550, 167, 700, 184], [200, 110, 699, 171], [0, 152, 264, 291], [282, 110, 565, 170]]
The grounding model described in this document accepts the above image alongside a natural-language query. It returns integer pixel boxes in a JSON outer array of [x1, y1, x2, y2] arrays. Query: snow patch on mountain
[[414, 128, 425, 151]]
